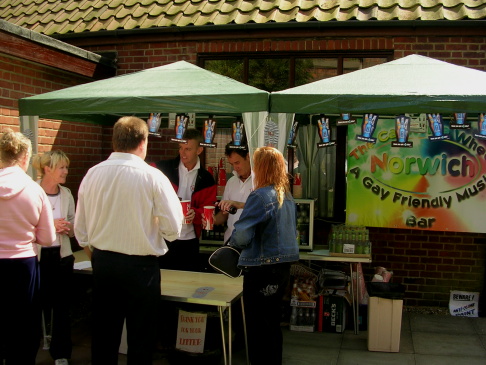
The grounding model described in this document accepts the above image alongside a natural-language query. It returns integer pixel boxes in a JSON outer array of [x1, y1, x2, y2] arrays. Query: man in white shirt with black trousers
[[74, 116, 183, 365]]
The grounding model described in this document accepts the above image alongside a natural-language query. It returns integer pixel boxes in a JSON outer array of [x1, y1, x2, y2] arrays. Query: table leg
[[228, 305, 232, 365], [219, 306, 228, 365], [241, 296, 249, 365], [349, 263, 358, 335], [356, 263, 360, 335]]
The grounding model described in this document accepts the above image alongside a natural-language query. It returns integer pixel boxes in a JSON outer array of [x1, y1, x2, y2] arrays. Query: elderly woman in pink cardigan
[[0, 129, 56, 365]]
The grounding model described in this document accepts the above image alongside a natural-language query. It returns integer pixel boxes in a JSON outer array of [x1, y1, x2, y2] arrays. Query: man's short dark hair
[[225, 142, 249, 159], [183, 129, 203, 144]]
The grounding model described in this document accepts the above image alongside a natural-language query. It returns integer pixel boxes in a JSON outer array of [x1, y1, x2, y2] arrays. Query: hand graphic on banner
[[204, 119, 216, 143], [480, 114, 486, 136], [233, 121, 243, 146], [318, 118, 330, 143], [175, 115, 187, 139], [427, 114, 443, 137], [396, 116, 409, 143], [362, 114, 377, 138]]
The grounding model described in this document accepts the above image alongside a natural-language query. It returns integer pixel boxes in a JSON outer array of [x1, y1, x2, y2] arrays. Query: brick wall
[[394, 36, 486, 69], [0, 55, 106, 199], [366, 228, 486, 307], [82, 35, 486, 73]]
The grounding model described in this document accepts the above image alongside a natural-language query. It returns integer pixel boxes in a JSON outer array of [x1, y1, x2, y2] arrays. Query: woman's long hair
[[252, 147, 290, 207]]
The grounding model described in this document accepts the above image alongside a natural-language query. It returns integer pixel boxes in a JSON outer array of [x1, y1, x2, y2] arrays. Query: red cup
[[181, 200, 191, 224], [203, 206, 215, 230]]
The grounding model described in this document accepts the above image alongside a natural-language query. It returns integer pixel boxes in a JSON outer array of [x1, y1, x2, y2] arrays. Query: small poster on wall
[[356, 113, 378, 144], [427, 113, 449, 141], [228, 120, 247, 150], [317, 116, 336, 148], [336, 113, 356, 126], [473, 113, 486, 140], [200, 117, 217, 148], [450, 113, 470, 130], [287, 120, 299, 148], [392, 115, 413, 148], [171, 114, 189, 142], [147, 113, 162, 134]]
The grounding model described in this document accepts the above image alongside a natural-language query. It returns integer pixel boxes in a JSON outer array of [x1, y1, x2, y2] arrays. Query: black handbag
[[208, 244, 242, 278]]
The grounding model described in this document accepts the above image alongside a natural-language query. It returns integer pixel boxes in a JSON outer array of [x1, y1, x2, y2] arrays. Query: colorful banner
[[346, 115, 486, 232]]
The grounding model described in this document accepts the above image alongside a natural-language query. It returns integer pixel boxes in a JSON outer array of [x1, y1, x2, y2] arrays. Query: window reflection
[[295, 58, 338, 85], [205, 59, 244, 82], [248, 59, 290, 92]]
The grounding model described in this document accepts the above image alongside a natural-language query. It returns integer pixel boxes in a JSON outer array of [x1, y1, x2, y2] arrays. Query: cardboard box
[[289, 300, 317, 332], [317, 295, 346, 333], [367, 296, 403, 352]]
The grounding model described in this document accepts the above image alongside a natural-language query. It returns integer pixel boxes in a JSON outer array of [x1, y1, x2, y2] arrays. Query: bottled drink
[[356, 232, 364, 254], [305, 308, 311, 325], [226, 206, 237, 214], [214, 201, 237, 214], [364, 231, 371, 254], [328, 231, 336, 253], [297, 308, 304, 326], [335, 232, 343, 253], [290, 307, 298, 325]]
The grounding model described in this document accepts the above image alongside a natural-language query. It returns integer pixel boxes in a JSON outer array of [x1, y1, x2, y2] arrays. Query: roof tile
[[0, 0, 485, 36], [114, 4, 137, 19]]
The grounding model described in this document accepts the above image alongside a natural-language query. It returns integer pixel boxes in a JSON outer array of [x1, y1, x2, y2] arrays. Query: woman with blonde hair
[[0, 129, 56, 364], [228, 146, 299, 365], [32, 150, 76, 365]]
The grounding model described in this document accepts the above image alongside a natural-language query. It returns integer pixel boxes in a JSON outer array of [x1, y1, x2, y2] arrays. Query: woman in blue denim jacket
[[228, 146, 299, 365]]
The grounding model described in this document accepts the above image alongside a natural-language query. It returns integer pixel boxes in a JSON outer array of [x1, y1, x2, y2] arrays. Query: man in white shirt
[[212, 143, 252, 241], [154, 128, 217, 271], [74, 116, 183, 365]]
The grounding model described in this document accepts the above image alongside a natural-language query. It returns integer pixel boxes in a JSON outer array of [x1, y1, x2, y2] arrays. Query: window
[[199, 52, 392, 220]]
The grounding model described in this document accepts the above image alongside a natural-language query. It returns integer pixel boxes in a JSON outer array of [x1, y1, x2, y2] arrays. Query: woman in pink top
[[0, 129, 56, 365]]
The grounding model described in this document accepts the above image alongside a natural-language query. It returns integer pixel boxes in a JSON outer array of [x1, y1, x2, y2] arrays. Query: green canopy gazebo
[[19, 60, 269, 125], [270, 54, 486, 114]]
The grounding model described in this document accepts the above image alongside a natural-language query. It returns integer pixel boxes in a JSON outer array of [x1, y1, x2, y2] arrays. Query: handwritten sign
[[449, 290, 479, 317], [175, 310, 207, 353]]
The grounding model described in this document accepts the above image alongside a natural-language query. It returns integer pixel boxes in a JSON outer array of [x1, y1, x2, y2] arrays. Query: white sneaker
[[54, 359, 69, 365]]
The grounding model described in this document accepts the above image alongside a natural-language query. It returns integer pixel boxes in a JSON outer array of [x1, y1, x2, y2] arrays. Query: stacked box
[[367, 296, 403, 352], [317, 295, 346, 333], [289, 299, 316, 332]]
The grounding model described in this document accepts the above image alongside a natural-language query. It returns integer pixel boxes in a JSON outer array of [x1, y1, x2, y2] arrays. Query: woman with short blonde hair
[[32, 149, 76, 365]]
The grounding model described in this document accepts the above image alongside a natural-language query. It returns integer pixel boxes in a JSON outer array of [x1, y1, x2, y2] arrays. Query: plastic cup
[[181, 200, 191, 224], [203, 206, 215, 230]]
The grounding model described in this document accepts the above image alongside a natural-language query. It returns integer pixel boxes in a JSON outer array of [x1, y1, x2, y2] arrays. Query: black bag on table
[[208, 243, 242, 278]]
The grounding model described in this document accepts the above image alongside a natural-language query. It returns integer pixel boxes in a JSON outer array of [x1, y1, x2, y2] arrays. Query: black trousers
[[158, 237, 200, 271], [243, 263, 291, 365], [0, 256, 41, 365], [39, 246, 74, 360], [91, 248, 160, 365]]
